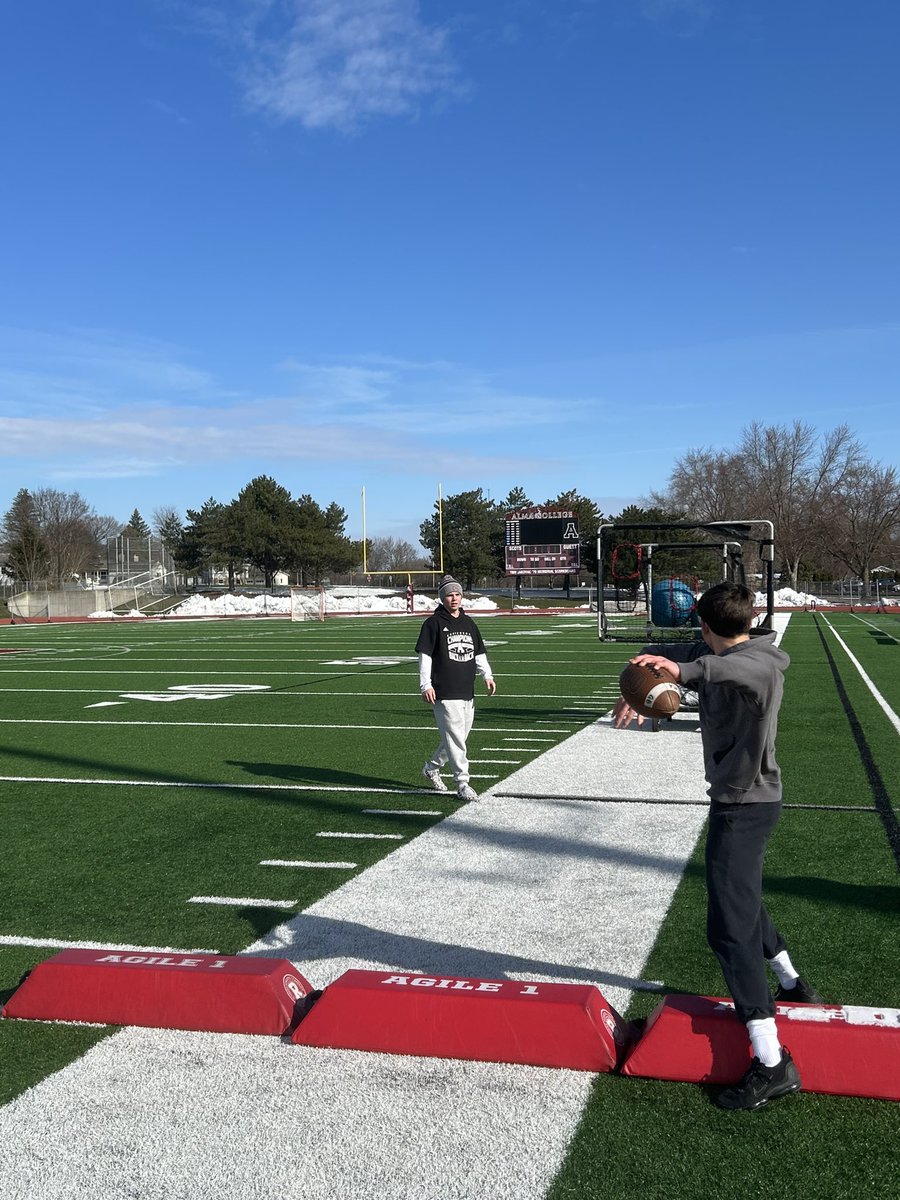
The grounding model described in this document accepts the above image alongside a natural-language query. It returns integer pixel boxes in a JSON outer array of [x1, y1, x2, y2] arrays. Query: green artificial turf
[[1, 611, 898, 1199], [0, 614, 608, 1099]]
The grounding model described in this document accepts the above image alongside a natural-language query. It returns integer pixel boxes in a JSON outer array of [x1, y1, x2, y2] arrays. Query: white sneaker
[[456, 784, 478, 802], [422, 765, 448, 792]]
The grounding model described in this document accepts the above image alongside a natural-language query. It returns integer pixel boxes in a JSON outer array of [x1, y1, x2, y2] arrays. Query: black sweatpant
[[705, 799, 787, 1023]]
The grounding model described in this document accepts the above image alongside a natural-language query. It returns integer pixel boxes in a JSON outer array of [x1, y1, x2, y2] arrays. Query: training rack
[[596, 519, 775, 643]]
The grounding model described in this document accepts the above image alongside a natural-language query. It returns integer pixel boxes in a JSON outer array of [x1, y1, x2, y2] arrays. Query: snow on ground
[[755, 587, 832, 607], [89, 588, 499, 619], [87, 586, 841, 621]]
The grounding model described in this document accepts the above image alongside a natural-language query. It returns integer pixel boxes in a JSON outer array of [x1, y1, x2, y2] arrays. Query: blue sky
[[2, 0, 898, 547]]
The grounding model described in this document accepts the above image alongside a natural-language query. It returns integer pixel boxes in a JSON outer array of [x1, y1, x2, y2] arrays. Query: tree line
[[2, 422, 898, 594], [653, 421, 900, 593]]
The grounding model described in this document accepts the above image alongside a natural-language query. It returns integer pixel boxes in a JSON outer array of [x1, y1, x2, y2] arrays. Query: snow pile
[[755, 588, 831, 608], [108, 588, 501, 619], [88, 609, 150, 619]]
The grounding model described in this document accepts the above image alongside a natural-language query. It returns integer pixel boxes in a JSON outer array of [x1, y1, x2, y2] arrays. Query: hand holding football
[[618, 661, 682, 719]]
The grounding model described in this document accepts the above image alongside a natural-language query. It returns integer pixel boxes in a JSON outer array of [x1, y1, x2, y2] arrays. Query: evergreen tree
[[546, 488, 606, 578], [501, 485, 532, 511], [419, 488, 500, 590], [233, 476, 304, 588], [1, 488, 48, 583], [175, 498, 227, 583], [294, 496, 358, 583], [123, 508, 151, 538], [152, 507, 184, 552]]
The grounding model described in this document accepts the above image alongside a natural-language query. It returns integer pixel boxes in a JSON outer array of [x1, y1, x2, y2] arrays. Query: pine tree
[[123, 508, 151, 538], [1, 488, 49, 583]]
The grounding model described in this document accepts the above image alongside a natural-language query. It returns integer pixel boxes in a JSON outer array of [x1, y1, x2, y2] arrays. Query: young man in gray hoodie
[[613, 581, 821, 1110]]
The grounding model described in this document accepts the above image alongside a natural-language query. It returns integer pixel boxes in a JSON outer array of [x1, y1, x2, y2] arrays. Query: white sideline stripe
[[0, 935, 220, 954], [316, 832, 404, 841], [260, 860, 358, 870], [187, 896, 296, 909], [469, 759, 521, 764], [0, 715, 711, 1200], [501, 737, 555, 743], [821, 615, 900, 735], [362, 809, 443, 816]]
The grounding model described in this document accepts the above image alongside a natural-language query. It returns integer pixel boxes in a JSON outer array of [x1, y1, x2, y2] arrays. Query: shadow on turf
[[813, 614, 900, 869], [229, 759, 417, 791], [4, 743, 427, 802], [763, 874, 898, 916], [244, 909, 673, 997]]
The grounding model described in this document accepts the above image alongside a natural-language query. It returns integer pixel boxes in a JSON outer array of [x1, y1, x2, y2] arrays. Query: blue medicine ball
[[651, 579, 697, 627]]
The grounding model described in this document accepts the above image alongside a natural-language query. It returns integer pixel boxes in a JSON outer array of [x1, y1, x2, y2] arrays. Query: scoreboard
[[504, 507, 580, 575]]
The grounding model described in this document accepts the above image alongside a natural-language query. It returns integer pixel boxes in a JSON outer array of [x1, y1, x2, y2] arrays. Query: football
[[618, 662, 682, 719]]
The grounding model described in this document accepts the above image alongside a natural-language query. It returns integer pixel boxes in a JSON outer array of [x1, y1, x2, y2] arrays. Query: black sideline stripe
[[813, 614, 900, 869]]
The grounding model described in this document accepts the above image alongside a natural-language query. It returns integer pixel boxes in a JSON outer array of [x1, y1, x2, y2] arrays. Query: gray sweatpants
[[426, 699, 475, 786]]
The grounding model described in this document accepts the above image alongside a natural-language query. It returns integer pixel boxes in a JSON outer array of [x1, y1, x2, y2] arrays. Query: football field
[[0, 610, 897, 1198]]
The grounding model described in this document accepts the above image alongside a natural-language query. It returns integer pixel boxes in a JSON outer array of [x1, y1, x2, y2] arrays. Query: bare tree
[[33, 489, 106, 585], [652, 446, 744, 521], [365, 536, 424, 571], [822, 462, 900, 596], [735, 422, 863, 588]]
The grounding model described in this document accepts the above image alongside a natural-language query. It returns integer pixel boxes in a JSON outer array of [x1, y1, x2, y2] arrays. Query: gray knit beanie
[[438, 575, 463, 600]]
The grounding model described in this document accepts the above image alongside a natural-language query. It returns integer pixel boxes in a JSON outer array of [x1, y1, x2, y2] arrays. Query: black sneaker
[[775, 976, 823, 1004], [715, 1050, 801, 1111]]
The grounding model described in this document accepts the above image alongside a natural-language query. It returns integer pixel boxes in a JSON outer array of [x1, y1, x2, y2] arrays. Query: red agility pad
[[1, 949, 313, 1036], [292, 969, 633, 1071], [621, 994, 900, 1101]]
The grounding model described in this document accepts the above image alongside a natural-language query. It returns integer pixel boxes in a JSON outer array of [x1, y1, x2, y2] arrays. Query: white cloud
[[238, 0, 463, 131], [0, 326, 215, 418], [0, 326, 592, 487]]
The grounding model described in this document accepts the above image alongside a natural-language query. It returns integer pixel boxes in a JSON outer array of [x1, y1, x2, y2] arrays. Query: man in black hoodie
[[613, 581, 821, 1110], [416, 575, 495, 802]]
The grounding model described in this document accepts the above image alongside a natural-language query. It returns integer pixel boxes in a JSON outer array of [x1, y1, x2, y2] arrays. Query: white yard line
[[0, 776, 438, 796], [362, 808, 443, 817], [0, 935, 220, 954], [0, 714, 711, 1200], [260, 860, 358, 870], [0, 718, 575, 734], [316, 832, 404, 841], [187, 896, 296, 909]]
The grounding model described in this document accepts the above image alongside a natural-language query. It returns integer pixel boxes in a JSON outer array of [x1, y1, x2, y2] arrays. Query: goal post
[[596, 519, 775, 643], [290, 587, 326, 622]]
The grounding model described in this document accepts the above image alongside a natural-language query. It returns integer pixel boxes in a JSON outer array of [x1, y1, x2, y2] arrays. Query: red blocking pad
[[621, 994, 900, 1101], [1, 949, 314, 1036], [291, 969, 633, 1071]]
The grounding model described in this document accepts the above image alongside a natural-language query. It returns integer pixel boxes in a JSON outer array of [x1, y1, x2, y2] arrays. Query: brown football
[[619, 662, 682, 719]]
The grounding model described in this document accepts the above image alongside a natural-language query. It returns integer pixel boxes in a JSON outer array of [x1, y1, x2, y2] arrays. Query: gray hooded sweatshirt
[[662, 631, 790, 805]]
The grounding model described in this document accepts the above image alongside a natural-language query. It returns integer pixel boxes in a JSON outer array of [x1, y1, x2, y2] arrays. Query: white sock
[[747, 1017, 782, 1068], [767, 950, 799, 989]]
